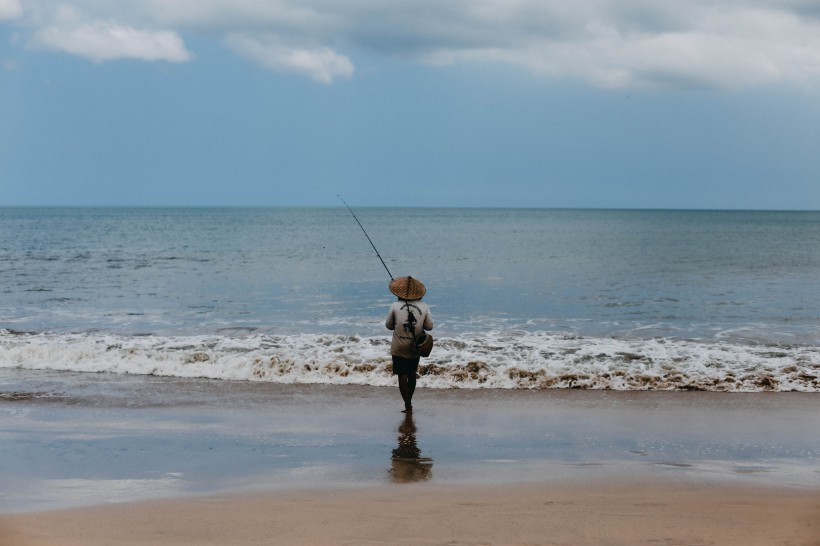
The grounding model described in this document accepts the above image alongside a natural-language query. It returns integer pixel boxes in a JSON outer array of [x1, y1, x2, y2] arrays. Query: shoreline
[[4, 329, 820, 391], [3, 479, 819, 545]]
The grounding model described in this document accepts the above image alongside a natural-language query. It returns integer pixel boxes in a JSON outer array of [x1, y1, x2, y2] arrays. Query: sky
[[2, 0, 820, 209]]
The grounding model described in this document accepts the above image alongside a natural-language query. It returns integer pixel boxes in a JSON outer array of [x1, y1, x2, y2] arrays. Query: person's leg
[[398, 374, 412, 412], [406, 374, 416, 406]]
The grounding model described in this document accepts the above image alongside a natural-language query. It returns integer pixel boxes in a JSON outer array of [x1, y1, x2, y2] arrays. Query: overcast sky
[[2, 0, 820, 208]]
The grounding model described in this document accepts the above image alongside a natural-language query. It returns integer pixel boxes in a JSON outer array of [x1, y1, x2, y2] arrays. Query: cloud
[[0, 0, 22, 21], [25, 4, 190, 63], [12, 0, 820, 89], [29, 4, 191, 63], [33, 20, 190, 62], [225, 33, 353, 83], [395, 2, 820, 90], [434, 6, 820, 90]]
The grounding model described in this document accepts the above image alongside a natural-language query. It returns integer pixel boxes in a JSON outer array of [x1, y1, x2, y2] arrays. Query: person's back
[[386, 299, 433, 359]]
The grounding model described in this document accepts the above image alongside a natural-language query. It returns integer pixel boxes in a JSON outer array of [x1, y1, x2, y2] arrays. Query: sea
[[2, 206, 820, 392]]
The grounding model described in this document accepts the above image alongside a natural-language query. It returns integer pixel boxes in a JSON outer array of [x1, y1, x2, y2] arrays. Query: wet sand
[[2, 371, 820, 544], [2, 481, 819, 545]]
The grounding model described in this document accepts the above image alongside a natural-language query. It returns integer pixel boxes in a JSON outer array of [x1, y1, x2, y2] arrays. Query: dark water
[[3, 207, 819, 341]]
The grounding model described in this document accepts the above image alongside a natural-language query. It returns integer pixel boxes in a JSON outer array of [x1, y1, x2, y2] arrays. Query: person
[[385, 276, 433, 413]]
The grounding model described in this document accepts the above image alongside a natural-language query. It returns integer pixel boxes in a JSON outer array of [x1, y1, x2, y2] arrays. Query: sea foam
[[1, 329, 818, 392]]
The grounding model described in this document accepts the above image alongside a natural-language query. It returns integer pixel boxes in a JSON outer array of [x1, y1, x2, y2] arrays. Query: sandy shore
[[3, 480, 819, 545], [2, 371, 820, 544]]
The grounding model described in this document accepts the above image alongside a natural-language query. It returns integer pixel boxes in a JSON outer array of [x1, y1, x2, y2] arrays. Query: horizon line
[[1, 204, 819, 213]]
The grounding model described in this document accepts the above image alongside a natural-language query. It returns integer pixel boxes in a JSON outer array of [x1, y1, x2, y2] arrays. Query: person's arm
[[423, 308, 433, 331], [386, 305, 396, 330]]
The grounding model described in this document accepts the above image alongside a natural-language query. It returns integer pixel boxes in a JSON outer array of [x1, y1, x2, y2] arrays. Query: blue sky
[[2, 0, 820, 209]]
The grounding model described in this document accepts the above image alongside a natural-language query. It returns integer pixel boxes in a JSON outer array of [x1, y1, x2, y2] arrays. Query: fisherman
[[385, 276, 433, 413]]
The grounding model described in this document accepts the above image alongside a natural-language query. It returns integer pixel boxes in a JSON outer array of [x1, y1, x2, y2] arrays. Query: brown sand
[[2, 481, 819, 546]]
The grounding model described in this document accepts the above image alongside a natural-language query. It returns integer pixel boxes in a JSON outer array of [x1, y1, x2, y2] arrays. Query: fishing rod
[[338, 195, 394, 280]]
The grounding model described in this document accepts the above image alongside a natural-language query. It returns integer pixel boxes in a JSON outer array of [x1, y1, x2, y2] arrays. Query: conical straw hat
[[389, 276, 426, 300]]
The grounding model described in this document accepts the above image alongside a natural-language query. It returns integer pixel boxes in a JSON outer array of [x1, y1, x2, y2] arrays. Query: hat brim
[[389, 276, 426, 300]]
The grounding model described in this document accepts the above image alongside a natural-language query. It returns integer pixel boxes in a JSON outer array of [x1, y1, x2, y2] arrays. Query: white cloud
[[32, 20, 190, 62], [33, 22, 190, 63], [0, 0, 23, 21], [410, 2, 820, 90], [25, 4, 190, 63], [226, 33, 353, 83], [13, 0, 820, 89]]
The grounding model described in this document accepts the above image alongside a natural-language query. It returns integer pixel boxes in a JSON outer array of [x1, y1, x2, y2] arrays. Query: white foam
[[1, 330, 819, 391]]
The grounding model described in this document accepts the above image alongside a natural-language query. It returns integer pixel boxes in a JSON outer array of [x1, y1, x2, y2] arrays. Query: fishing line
[[338, 195, 394, 280]]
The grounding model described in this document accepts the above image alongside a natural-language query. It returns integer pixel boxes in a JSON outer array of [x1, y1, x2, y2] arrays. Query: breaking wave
[[2, 329, 819, 392]]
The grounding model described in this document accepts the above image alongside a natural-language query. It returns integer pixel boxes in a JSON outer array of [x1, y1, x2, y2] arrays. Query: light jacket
[[385, 299, 433, 359]]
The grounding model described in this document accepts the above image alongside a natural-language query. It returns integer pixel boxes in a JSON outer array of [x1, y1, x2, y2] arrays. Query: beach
[[2, 373, 819, 544], [3, 481, 819, 545]]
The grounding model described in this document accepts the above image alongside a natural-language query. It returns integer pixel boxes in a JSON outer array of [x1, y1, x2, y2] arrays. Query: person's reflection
[[389, 413, 433, 483]]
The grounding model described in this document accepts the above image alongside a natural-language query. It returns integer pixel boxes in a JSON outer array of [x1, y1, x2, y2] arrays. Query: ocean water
[[2, 207, 819, 391]]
